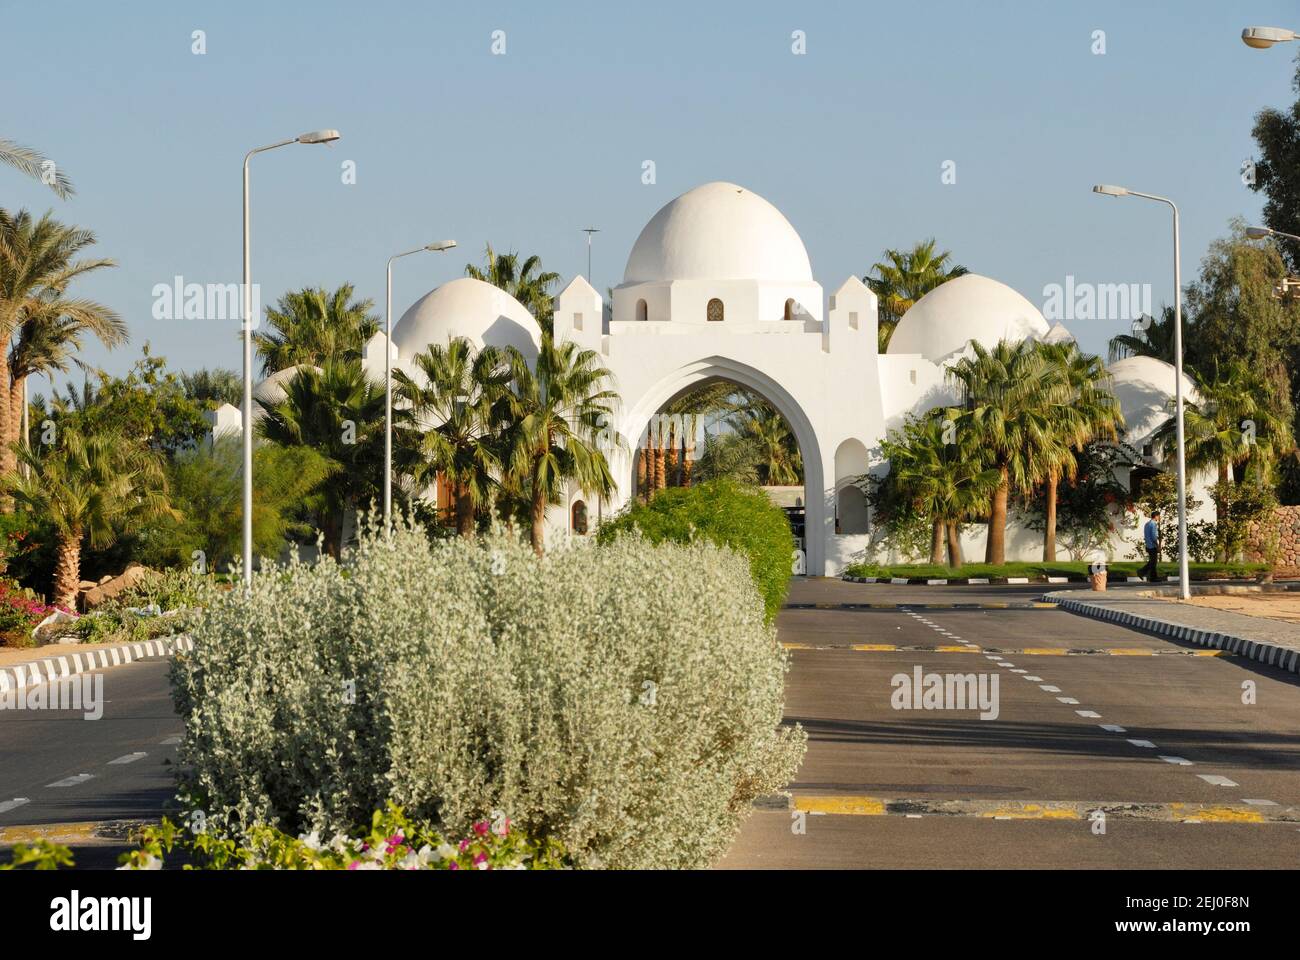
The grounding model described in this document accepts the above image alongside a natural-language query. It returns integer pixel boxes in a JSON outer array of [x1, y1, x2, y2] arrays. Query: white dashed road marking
[[46, 774, 95, 788], [1039, 685, 1061, 693], [1076, 710, 1101, 718], [1056, 697, 1079, 704], [0, 798, 31, 814], [1197, 775, 1238, 787], [108, 752, 147, 765], [160, 735, 182, 745], [1159, 756, 1193, 766], [1100, 724, 1127, 733], [1127, 739, 1157, 748]]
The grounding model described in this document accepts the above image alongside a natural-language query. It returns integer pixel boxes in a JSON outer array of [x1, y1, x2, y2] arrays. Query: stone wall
[[1245, 505, 1300, 566]]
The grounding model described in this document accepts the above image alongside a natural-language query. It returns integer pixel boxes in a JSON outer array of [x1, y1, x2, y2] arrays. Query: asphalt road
[[3, 577, 1298, 871], [0, 658, 182, 866], [721, 582, 1300, 868]]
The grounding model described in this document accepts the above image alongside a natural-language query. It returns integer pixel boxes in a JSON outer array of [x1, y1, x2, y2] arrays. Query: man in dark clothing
[[1140, 510, 1162, 581]]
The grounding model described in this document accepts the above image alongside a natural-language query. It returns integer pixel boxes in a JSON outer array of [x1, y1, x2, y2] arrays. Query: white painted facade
[[238, 181, 1211, 572]]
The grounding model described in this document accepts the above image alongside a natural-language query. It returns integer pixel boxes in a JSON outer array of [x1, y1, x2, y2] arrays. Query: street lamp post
[[384, 241, 457, 535], [582, 227, 600, 284], [242, 129, 340, 586], [1241, 26, 1298, 48], [1093, 184, 1190, 600], [1246, 225, 1300, 243]]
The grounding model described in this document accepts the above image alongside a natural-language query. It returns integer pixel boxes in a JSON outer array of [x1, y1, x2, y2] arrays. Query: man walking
[[1141, 510, 1162, 581]]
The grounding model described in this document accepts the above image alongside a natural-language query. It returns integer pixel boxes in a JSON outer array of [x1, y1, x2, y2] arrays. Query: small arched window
[[784, 298, 795, 321], [571, 500, 588, 535], [707, 298, 724, 322], [636, 299, 648, 322]]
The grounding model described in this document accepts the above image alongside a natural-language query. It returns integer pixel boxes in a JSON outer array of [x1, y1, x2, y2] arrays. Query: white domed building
[[229, 180, 1210, 571]]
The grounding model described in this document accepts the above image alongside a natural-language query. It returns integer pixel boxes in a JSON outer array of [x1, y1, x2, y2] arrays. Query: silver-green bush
[[171, 519, 805, 868]]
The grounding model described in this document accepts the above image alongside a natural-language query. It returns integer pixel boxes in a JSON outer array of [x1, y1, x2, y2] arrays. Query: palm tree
[[1034, 343, 1123, 561], [9, 288, 128, 452], [6, 426, 171, 607], [1107, 305, 1177, 363], [254, 284, 379, 376], [886, 412, 999, 566], [499, 338, 619, 553], [0, 139, 73, 198], [0, 210, 117, 490], [181, 368, 242, 408], [257, 361, 385, 558], [465, 245, 561, 329], [1152, 360, 1293, 559], [393, 337, 513, 536], [865, 239, 968, 351], [728, 402, 803, 485], [947, 340, 1071, 564]]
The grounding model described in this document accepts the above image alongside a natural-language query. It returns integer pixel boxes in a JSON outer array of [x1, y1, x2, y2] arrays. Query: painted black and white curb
[[1050, 596, 1300, 675], [842, 574, 1257, 587], [0, 634, 194, 696]]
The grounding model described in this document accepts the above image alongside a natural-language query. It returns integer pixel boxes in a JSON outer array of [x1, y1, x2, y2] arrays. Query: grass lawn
[[842, 560, 1269, 580]]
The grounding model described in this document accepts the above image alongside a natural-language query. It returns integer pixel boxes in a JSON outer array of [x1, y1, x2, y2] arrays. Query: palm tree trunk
[[529, 487, 546, 556], [637, 444, 647, 496], [455, 481, 475, 537], [946, 521, 962, 569], [643, 432, 653, 501], [653, 429, 665, 492], [665, 422, 678, 487], [53, 528, 82, 610], [1216, 460, 1230, 563], [682, 433, 693, 487], [0, 369, 18, 513], [930, 519, 945, 565], [1043, 473, 1058, 562], [986, 466, 1009, 565]]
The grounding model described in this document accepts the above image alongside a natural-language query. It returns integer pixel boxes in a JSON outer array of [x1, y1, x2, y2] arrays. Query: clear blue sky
[[3, 0, 1297, 394]]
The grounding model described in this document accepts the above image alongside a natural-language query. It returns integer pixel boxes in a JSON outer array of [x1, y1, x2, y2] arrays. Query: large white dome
[[392, 277, 539, 360], [887, 274, 1050, 363], [1107, 355, 1199, 446], [623, 181, 813, 284]]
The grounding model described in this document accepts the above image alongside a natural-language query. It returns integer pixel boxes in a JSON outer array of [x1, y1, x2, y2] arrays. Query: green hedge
[[596, 480, 795, 622]]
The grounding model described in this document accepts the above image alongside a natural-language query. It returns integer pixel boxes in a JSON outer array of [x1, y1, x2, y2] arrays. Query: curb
[[0, 634, 194, 695], [841, 574, 1265, 587], [1049, 596, 1300, 676]]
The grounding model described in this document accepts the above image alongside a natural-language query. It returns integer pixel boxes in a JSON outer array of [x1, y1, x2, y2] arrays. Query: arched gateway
[[549, 182, 884, 575], [232, 180, 1212, 571]]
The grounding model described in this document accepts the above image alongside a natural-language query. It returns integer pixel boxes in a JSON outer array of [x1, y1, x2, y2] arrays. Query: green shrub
[[596, 479, 794, 622], [171, 519, 804, 869]]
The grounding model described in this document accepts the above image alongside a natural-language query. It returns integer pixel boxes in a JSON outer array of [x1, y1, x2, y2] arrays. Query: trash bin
[[1089, 563, 1107, 592]]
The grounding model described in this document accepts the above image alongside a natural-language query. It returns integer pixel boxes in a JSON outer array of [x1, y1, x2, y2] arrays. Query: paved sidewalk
[[1046, 588, 1300, 675]]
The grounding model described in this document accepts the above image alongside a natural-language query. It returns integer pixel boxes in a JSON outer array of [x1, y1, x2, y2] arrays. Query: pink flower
[[473, 821, 490, 837], [347, 861, 360, 870], [459, 838, 470, 852], [448, 861, 460, 870]]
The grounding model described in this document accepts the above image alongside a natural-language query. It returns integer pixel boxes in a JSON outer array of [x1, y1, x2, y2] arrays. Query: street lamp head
[[1245, 226, 1273, 239], [297, 129, 341, 144], [1092, 184, 1129, 197], [425, 240, 457, 252], [1242, 26, 1297, 49]]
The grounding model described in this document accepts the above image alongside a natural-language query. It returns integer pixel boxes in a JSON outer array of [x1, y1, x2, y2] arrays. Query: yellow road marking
[[1020, 647, 1068, 655], [794, 796, 885, 816], [1170, 804, 1264, 824], [1104, 648, 1155, 656], [850, 643, 897, 651], [1192, 650, 1225, 656], [936, 645, 978, 652], [781, 643, 814, 650]]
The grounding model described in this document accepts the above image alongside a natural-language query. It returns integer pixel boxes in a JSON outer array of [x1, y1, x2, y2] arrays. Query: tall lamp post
[[1246, 225, 1300, 243], [1092, 184, 1190, 599], [242, 129, 340, 586], [1241, 26, 1297, 48], [384, 241, 457, 534], [582, 227, 599, 284]]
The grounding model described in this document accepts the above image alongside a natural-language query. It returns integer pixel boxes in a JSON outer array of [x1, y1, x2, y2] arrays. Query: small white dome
[[253, 364, 322, 406], [887, 274, 1050, 363], [1107, 355, 1199, 445], [392, 277, 539, 360], [623, 182, 813, 284]]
